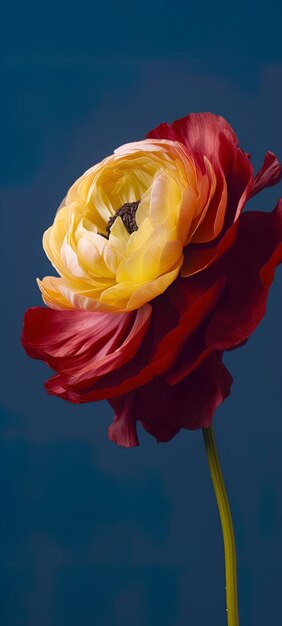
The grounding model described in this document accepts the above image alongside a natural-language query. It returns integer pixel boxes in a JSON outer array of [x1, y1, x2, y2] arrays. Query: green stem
[[202, 426, 239, 626]]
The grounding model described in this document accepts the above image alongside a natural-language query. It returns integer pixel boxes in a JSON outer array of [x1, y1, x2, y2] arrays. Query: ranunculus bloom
[[22, 113, 282, 446]]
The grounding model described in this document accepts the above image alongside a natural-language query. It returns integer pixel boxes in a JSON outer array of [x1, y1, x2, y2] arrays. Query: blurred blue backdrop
[[1, 1, 282, 624]]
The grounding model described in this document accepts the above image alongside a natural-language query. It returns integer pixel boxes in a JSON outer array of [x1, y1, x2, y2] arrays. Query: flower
[[22, 113, 282, 446]]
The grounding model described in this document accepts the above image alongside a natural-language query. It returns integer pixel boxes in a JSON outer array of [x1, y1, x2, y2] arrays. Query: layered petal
[[249, 151, 282, 198], [147, 112, 254, 239], [22, 304, 152, 381], [108, 353, 233, 447], [205, 200, 282, 349], [22, 200, 282, 415], [38, 274, 225, 403], [38, 140, 192, 313]]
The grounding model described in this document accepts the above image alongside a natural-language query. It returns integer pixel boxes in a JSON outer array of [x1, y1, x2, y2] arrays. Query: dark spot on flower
[[106, 201, 141, 236]]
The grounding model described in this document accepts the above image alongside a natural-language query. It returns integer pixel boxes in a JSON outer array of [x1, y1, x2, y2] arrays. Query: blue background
[[1, 1, 282, 624]]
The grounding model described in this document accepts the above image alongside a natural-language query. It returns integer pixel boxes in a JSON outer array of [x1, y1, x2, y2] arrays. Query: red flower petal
[[181, 219, 239, 277], [147, 112, 253, 236], [166, 320, 212, 385], [22, 304, 151, 379], [45, 276, 225, 403], [108, 393, 139, 448], [205, 200, 282, 349], [108, 353, 233, 447], [249, 151, 282, 199], [147, 112, 239, 164]]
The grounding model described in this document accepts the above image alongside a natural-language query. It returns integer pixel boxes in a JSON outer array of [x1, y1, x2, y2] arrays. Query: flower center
[[106, 200, 141, 236]]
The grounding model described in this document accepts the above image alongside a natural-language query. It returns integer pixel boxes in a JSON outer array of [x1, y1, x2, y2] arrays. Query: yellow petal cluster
[[38, 139, 212, 312]]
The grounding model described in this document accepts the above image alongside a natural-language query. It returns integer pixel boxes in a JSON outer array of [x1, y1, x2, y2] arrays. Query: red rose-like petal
[[43, 276, 225, 403], [148, 114, 281, 279], [147, 112, 239, 165], [181, 150, 281, 277], [147, 112, 254, 235], [205, 200, 282, 349], [249, 151, 282, 198], [108, 353, 233, 447], [181, 219, 239, 277], [22, 304, 152, 377]]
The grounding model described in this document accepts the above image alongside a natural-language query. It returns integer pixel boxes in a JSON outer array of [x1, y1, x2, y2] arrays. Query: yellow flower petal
[[38, 138, 199, 312]]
